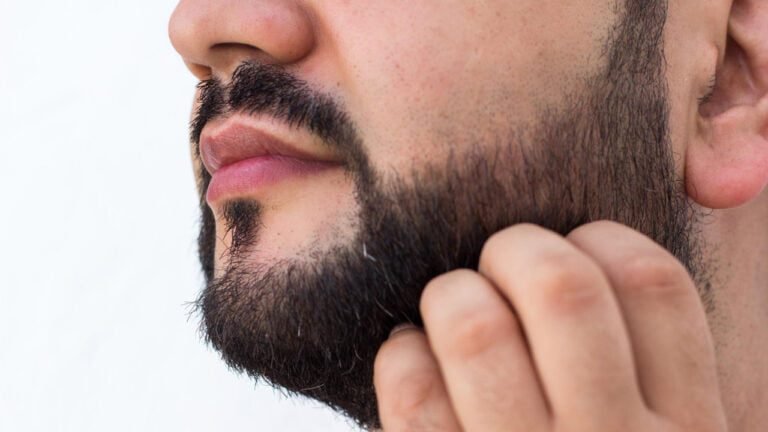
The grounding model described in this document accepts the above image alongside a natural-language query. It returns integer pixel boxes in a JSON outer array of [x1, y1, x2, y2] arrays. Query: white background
[[0, 1, 359, 431]]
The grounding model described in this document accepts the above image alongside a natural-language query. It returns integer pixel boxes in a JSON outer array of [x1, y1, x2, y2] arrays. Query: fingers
[[376, 222, 724, 431], [477, 224, 645, 425], [567, 221, 725, 427], [420, 270, 551, 432], [374, 326, 463, 432]]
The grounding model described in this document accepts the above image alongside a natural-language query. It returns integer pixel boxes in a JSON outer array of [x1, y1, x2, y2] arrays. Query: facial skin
[[169, 1, 768, 431]]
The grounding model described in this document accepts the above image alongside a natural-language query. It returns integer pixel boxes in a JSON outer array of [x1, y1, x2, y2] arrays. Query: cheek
[[664, 0, 723, 179], [320, 0, 619, 175]]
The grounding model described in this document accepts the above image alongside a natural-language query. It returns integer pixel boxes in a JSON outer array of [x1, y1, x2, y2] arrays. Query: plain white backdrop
[[0, 1, 359, 431]]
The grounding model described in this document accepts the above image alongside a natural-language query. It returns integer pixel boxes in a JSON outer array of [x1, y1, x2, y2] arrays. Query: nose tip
[[169, 0, 316, 80]]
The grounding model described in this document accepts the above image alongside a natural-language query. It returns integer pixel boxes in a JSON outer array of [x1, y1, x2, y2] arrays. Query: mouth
[[200, 114, 344, 204]]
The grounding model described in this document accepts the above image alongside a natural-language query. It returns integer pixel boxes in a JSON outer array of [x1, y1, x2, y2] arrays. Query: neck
[[701, 190, 768, 431]]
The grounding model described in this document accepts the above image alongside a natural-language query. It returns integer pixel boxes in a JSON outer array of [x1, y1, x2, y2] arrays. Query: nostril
[[207, 43, 276, 79], [188, 62, 213, 81], [168, 0, 316, 80]]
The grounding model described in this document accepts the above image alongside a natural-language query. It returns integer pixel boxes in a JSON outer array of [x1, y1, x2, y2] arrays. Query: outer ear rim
[[728, 0, 768, 91]]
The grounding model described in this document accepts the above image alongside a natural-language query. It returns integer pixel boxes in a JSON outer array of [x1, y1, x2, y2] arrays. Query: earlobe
[[685, 0, 768, 210], [686, 94, 768, 209]]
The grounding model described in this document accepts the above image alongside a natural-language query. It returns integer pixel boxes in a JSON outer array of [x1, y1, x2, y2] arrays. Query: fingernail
[[389, 323, 418, 338]]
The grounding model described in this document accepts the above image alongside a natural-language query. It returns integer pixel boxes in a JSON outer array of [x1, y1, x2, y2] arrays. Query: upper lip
[[199, 115, 342, 175]]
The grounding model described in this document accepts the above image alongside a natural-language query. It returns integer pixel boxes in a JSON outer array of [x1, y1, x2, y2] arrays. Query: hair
[[187, 1, 712, 429]]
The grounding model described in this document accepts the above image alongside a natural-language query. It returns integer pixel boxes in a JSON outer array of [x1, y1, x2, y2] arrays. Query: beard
[[191, 0, 708, 429]]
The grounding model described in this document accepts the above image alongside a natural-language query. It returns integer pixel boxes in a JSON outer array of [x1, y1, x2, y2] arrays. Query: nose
[[169, 0, 316, 80]]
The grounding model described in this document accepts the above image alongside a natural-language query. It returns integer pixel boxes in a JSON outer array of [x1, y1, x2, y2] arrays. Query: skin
[[169, 0, 768, 430]]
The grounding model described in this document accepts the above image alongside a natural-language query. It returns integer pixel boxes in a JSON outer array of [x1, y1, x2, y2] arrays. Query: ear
[[686, 0, 768, 209]]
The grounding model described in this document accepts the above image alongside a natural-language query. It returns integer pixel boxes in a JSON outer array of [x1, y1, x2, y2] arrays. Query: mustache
[[189, 61, 371, 281], [189, 61, 362, 164]]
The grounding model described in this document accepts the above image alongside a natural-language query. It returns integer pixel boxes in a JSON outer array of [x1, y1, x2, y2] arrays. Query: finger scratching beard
[[190, 0, 712, 429]]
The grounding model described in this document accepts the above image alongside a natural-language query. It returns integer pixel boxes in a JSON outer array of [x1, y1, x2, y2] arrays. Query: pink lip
[[200, 117, 343, 204], [205, 155, 340, 203]]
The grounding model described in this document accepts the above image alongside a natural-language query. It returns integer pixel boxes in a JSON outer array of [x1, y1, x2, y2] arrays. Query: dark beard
[[191, 1, 706, 429]]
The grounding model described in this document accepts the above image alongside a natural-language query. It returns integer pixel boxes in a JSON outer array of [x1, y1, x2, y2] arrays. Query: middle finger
[[477, 224, 644, 425]]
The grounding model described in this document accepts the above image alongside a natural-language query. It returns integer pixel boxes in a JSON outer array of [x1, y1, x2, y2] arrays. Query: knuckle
[[420, 270, 514, 359], [374, 338, 405, 383], [530, 254, 605, 312], [374, 344, 439, 416], [445, 308, 513, 359], [616, 253, 692, 298], [391, 371, 440, 415]]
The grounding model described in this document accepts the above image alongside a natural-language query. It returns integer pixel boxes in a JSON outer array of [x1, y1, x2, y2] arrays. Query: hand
[[373, 221, 727, 432]]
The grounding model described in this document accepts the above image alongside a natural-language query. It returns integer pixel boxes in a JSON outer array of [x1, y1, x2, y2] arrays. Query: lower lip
[[206, 155, 342, 204]]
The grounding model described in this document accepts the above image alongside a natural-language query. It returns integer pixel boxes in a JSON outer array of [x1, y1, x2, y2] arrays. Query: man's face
[[171, 1, 706, 428], [181, 0, 623, 268]]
